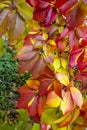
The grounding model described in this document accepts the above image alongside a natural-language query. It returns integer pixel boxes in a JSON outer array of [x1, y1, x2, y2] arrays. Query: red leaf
[[39, 79, 53, 96], [18, 84, 32, 95], [70, 48, 83, 67], [44, 66, 54, 79], [18, 91, 35, 109], [55, 0, 68, 8], [33, 8, 48, 23], [38, 95, 46, 115], [28, 96, 38, 116], [32, 58, 46, 79], [33, 7, 57, 26], [69, 31, 79, 50], [76, 72, 87, 92], [32, 0, 57, 26], [60, 0, 78, 14], [81, 40, 87, 47], [26, 0, 39, 7], [77, 26, 87, 41], [66, 2, 87, 30]]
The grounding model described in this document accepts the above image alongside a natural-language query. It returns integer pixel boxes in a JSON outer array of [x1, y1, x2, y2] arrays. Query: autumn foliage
[[0, 0, 87, 130]]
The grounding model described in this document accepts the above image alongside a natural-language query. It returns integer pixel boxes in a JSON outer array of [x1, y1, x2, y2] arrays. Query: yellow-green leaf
[[32, 123, 40, 130], [16, 2, 33, 21], [0, 3, 8, 11], [70, 109, 80, 124], [53, 113, 70, 124]]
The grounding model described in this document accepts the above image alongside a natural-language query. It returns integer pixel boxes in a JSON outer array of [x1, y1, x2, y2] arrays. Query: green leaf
[[0, 38, 5, 56], [17, 109, 30, 122], [32, 123, 40, 130], [16, 2, 33, 22], [41, 108, 61, 125]]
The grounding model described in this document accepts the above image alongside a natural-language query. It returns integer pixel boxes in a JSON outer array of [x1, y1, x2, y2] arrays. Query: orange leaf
[[58, 113, 73, 128], [38, 95, 46, 115], [53, 80, 62, 99], [26, 79, 40, 90], [18, 84, 32, 95]]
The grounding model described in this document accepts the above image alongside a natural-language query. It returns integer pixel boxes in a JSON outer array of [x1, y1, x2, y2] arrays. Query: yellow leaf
[[52, 58, 61, 72], [46, 91, 61, 107], [56, 68, 69, 75], [55, 73, 69, 86], [48, 40, 56, 45], [60, 58, 68, 69]]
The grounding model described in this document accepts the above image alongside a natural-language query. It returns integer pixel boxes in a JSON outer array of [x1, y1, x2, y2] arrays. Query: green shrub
[[0, 39, 31, 119]]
